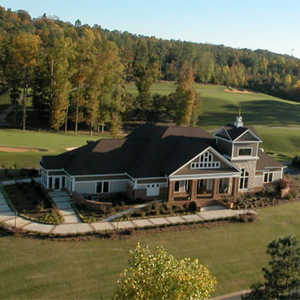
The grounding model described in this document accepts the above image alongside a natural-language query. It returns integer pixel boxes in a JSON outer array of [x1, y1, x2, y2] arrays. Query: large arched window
[[239, 169, 249, 189]]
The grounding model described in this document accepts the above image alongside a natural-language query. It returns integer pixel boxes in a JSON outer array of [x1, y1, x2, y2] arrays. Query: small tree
[[114, 243, 216, 300], [243, 235, 300, 300]]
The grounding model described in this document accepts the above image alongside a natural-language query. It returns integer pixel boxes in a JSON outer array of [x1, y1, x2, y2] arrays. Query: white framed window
[[239, 169, 249, 190], [191, 151, 221, 169], [264, 172, 273, 183], [174, 180, 189, 193], [238, 148, 252, 156], [96, 181, 110, 193]]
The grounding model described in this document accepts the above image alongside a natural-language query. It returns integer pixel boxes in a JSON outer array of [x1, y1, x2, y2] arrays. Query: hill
[[128, 81, 300, 161]]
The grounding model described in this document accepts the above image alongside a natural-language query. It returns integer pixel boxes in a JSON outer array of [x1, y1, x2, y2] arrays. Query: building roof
[[41, 124, 216, 178], [215, 125, 261, 142], [256, 149, 284, 170]]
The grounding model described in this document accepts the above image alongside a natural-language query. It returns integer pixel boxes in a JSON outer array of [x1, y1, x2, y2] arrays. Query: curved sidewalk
[[0, 180, 256, 235]]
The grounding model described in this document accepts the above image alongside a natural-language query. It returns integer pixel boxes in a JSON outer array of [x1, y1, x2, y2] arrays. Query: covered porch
[[168, 176, 239, 207]]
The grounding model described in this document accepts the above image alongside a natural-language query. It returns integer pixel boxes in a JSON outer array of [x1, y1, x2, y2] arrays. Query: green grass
[[0, 130, 101, 168], [128, 82, 300, 160], [1, 82, 300, 168], [0, 201, 299, 299]]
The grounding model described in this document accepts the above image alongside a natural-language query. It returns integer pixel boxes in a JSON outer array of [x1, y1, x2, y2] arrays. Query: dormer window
[[191, 152, 221, 169], [238, 148, 252, 156]]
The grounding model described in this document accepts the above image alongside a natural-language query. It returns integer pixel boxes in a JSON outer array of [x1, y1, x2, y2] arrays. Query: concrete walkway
[[103, 200, 161, 222], [49, 191, 81, 224], [0, 178, 256, 235]]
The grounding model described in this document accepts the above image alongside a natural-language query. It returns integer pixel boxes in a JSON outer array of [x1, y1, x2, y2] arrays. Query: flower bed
[[4, 181, 63, 225]]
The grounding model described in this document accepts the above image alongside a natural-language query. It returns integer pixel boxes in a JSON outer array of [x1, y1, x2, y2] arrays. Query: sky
[[2, 0, 300, 58]]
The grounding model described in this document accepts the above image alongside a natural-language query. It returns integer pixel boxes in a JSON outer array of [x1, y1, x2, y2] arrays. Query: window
[[174, 180, 188, 193], [96, 181, 110, 193], [219, 178, 229, 194], [174, 181, 180, 192], [264, 172, 273, 183], [197, 179, 212, 194], [238, 148, 252, 156], [191, 151, 221, 169], [239, 169, 249, 189]]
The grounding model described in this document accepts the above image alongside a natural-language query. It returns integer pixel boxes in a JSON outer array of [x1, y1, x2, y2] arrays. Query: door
[[146, 184, 160, 196], [54, 177, 61, 190]]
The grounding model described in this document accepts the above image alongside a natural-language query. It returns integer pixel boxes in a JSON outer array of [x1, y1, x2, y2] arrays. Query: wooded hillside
[[1, 6, 300, 132]]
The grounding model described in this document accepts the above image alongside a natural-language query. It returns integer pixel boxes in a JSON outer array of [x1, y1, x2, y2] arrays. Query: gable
[[215, 127, 231, 140], [235, 130, 261, 142], [171, 147, 240, 176]]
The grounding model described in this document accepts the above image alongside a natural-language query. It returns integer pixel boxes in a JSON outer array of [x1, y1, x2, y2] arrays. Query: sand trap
[[0, 146, 48, 153], [224, 88, 253, 94], [65, 147, 78, 151]]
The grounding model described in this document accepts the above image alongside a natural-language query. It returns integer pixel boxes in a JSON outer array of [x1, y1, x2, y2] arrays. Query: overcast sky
[[2, 0, 300, 58]]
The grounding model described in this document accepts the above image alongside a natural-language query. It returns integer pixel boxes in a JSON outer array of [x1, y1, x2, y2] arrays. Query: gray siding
[[233, 143, 258, 158], [232, 160, 257, 190]]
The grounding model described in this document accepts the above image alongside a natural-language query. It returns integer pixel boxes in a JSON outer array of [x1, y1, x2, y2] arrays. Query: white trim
[[76, 179, 129, 183], [263, 171, 274, 183], [233, 128, 262, 142], [170, 172, 240, 181], [214, 127, 232, 140], [170, 146, 240, 176], [237, 147, 253, 157], [135, 176, 168, 181], [73, 173, 126, 178], [215, 135, 233, 144], [169, 146, 210, 176], [230, 156, 259, 161]]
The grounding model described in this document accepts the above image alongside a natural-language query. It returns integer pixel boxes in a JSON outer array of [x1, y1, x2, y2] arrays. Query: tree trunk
[[64, 103, 69, 133], [22, 86, 26, 131], [90, 123, 93, 136], [75, 97, 79, 135], [101, 124, 104, 133]]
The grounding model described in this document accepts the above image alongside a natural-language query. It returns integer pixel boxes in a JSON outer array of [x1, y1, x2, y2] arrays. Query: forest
[[1, 6, 300, 134]]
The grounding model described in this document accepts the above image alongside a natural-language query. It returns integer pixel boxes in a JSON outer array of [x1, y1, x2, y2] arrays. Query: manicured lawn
[[0, 201, 299, 299], [1, 82, 300, 168], [128, 82, 300, 160], [0, 129, 102, 168]]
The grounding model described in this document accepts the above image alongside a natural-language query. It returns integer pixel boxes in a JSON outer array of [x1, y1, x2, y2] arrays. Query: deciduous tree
[[114, 243, 216, 300]]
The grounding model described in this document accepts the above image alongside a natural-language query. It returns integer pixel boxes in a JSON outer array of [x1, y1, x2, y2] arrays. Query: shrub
[[188, 201, 197, 212], [292, 155, 300, 168]]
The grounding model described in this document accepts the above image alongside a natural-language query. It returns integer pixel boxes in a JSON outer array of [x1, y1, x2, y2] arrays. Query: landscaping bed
[[222, 177, 298, 210], [74, 200, 201, 223], [4, 181, 63, 225]]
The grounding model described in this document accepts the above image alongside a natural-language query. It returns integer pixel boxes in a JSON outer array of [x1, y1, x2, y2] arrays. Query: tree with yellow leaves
[[114, 243, 216, 300]]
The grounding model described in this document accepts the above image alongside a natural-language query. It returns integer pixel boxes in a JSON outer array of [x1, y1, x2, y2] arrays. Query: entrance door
[[54, 177, 61, 190], [146, 184, 160, 196]]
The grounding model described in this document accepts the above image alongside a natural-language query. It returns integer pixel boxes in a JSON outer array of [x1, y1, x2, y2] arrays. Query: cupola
[[234, 115, 244, 128]]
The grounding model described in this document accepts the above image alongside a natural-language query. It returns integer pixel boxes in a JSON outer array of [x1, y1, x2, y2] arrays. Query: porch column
[[212, 179, 219, 199], [232, 177, 239, 200], [168, 180, 174, 202], [191, 180, 197, 201]]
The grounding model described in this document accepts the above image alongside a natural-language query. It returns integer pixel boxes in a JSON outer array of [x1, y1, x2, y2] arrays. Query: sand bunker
[[224, 88, 253, 94], [65, 147, 78, 151], [0, 146, 48, 153]]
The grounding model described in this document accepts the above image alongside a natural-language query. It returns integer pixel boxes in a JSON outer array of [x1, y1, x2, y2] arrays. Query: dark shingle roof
[[215, 125, 261, 141], [41, 124, 216, 177], [256, 149, 284, 170]]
